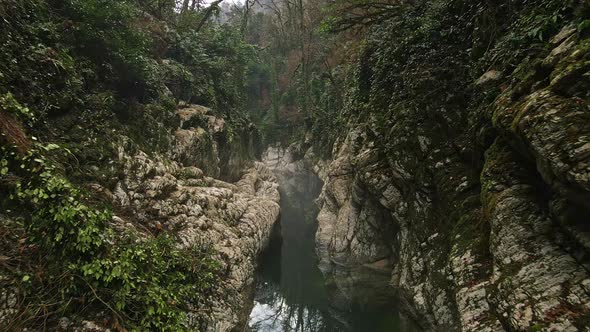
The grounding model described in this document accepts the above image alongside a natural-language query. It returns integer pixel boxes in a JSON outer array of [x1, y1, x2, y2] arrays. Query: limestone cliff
[[311, 24, 590, 332], [93, 106, 280, 331], [111, 153, 279, 331]]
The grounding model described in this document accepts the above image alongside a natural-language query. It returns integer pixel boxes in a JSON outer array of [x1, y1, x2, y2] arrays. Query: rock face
[[173, 104, 262, 182], [313, 25, 590, 331], [109, 105, 280, 331]]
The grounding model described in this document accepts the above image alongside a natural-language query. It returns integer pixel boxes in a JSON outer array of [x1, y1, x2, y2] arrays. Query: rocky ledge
[[111, 150, 279, 331]]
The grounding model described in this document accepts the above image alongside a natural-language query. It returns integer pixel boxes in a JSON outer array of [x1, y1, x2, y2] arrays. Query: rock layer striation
[[109, 106, 280, 331], [311, 25, 590, 332]]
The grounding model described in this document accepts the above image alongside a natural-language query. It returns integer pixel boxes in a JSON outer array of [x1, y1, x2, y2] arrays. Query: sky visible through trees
[[204, 0, 244, 4]]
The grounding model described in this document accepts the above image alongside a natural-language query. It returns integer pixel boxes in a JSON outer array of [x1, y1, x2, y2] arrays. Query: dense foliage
[[0, 0, 258, 154], [239, 0, 588, 157], [0, 0, 256, 330], [1, 86, 219, 331]]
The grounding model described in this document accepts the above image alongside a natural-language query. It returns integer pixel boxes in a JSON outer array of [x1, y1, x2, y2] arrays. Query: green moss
[[528, 323, 546, 331], [578, 19, 590, 38]]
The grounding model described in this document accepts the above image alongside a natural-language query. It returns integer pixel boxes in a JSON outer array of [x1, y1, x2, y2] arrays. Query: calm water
[[248, 168, 419, 332]]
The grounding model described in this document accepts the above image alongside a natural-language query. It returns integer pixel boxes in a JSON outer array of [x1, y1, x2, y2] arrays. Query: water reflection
[[249, 165, 418, 332], [249, 295, 328, 332]]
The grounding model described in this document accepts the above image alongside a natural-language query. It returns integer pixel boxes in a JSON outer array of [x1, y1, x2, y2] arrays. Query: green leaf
[[45, 143, 61, 151]]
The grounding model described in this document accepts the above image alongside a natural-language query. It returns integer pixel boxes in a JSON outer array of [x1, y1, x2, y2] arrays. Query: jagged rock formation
[[312, 25, 590, 331], [112, 151, 279, 331], [173, 104, 262, 182], [107, 106, 280, 331]]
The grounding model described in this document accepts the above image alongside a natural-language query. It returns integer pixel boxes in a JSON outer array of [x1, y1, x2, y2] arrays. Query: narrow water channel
[[248, 166, 419, 332]]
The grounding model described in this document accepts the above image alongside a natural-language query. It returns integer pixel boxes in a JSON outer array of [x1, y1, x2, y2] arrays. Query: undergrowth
[[0, 96, 220, 331]]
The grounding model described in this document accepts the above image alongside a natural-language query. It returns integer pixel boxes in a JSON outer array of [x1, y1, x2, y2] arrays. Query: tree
[[196, 0, 225, 31], [325, 0, 410, 32]]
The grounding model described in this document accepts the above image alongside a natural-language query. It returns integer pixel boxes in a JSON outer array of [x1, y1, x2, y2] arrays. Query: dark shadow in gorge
[[248, 164, 420, 332]]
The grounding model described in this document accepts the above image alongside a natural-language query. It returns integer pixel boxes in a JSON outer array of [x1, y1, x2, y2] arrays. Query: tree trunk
[[195, 0, 225, 32], [182, 0, 190, 12]]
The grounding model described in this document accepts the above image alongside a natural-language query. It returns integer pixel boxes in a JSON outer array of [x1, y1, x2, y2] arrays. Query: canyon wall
[[93, 105, 280, 331], [311, 24, 590, 332], [0, 105, 279, 331]]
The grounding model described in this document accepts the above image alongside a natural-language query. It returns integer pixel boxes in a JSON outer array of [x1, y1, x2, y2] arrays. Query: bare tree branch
[[195, 0, 225, 32], [326, 0, 411, 32]]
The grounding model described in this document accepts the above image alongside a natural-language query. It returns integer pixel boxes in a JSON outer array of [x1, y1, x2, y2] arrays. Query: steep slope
[[111, 106, 280, 330], [307, 2, 590, 331]]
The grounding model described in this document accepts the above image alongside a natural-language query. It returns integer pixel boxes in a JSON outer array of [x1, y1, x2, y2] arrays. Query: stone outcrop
[[173, 105, 226, 177], [113, 150, 279, 330], [312, 25, 590, 331], [173, 104, 262, 182], [107, 106, 280, 330], [40, 105, 280, 331]]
